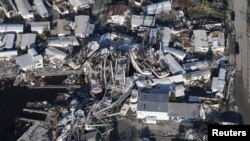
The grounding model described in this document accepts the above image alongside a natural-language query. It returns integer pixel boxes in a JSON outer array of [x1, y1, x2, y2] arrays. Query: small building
[[211, 68, 226, 92], [51, 19, 71, 37], [14, 0, 34, 19], [107, 4, 130, 26], [209, 31, 225, 53], [74, 15, 95, 38], [162, 27, 171, 46], [69, 0, 95, 12], [0, 0, 18, 18], [136, 84, 172, 120], [143, 1, 172, 15], [45, 46, 67, 63], [163, 46, 186, 61], [192, 30, 209, 53], [174, 84, 185, 97], [168, 102, 205, 122], [47, 36, 80, 48], [0, 50, 17, 60], [183, 61, 210, 71], [16, 48, 43, 71], [131, 15, 155, 30], [180, 30, 192, 50], [33, 0, 49, 18], [53, 0, 69, 15], [16, 33, 37, 50], [30, 22, 50, 34], [0, 24, 24, 33], [184, 69, 211, 85], [0, 33, 15, 50], [152, 74, 184, 85], [164, 54, 186, 75]]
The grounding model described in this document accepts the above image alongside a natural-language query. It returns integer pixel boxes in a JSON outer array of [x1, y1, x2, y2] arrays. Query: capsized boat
[[130, 44, 152, 75], [13, 73, 24, 86], [150, 46, 170, 78]]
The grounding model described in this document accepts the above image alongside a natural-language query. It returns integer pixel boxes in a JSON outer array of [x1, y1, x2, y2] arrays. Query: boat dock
[[23, 108, 49, 115], [26, 85, 81, 89]]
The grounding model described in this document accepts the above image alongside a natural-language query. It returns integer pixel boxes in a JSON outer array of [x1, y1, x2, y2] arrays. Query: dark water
[[0, 77, 68, 140]]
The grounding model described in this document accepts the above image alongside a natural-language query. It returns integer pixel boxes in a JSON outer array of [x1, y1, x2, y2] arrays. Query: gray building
[[131, 15, 155, 30], [74, 15, 95, 38]]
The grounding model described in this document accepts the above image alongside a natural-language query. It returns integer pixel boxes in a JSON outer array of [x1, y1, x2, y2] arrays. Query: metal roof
[[184, 69, 211, 79], [162, 27, 171, 46], [14, 0, 33, 18], [168, 102, 201, 118], [152, 74, 184, 84], [45, 47, 67, 59], [69, 0, 94, 10], [0, 0, 17, 12], [143, 1, 172, 15], [47, 36, 80, 48], [164, 54, 186, 74], [30, 22, 50, 33], [131, 15, 155, 27], [183, 61, 210, 71], [0, 33, 15, 50], [34, 0, 49, 18], [163, 46, 186, 61], [137, 101, 168, 112], [16, 54, 34, 69], [0, 50, 17, 58], [17, 33, 37, 49], [193, 30, 208, 49], [218, 68, 226, 80], [137, 84, 172, 112], [74, 15, 95, 38], [0, 24, 24, 33]]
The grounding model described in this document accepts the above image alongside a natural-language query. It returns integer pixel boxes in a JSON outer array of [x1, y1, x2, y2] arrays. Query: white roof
[[45, 47, 67, 59], [75, 15, 95, 38], [47, 36, 80, 48], [16, 54, 34, 69], [162, 27, 171, 46], [163, 46, 186, 61], [164, 54, 186, 74], [183, 61, 210, 71], [174, 84, 185, 97], [28, 48, 38, 57], [211, 68, 226, 92], [69, 0, 94, 9], [185, 69, 211, 79], [34, 0, 49, 17], [30, 22, 50, 33], [218, 68, 226, 80], [0, 24, 24, 33], [143, 1, 172, 15], [0, 33, 15, 50], [131, 15, 155, 27], [193, 30, 208, 48], [14, 0, 33, 19], [0, 50, 17, 58], [211, 77, 225, 92], [152, 74, 184, 84], [17, 33, 37, 49]]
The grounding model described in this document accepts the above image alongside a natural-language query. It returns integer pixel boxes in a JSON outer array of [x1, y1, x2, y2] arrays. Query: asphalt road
[[233, 0, 250, 124]]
